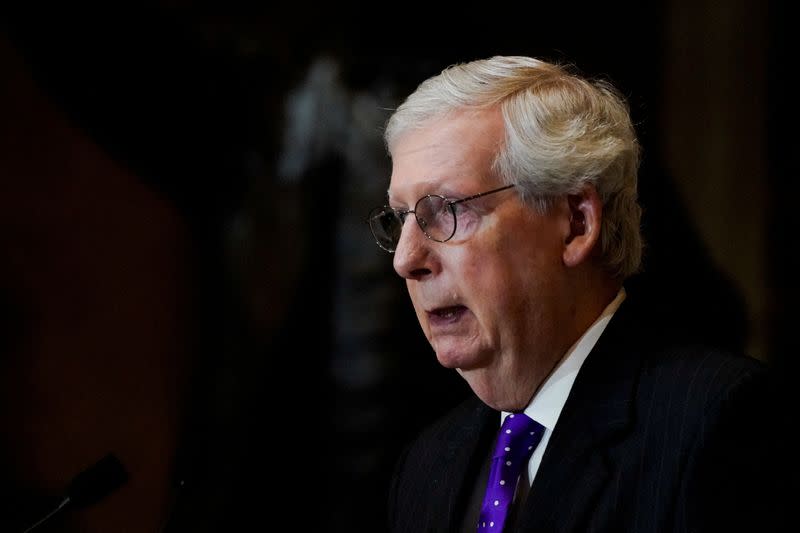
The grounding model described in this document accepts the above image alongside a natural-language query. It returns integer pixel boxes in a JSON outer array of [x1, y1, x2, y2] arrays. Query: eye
[[451, 201, 477, 218], [451, 202, 482, 237], [432, 200, 452, 220]]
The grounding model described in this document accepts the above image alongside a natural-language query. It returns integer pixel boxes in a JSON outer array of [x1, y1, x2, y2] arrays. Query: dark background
[[1, 2, 794, 531]]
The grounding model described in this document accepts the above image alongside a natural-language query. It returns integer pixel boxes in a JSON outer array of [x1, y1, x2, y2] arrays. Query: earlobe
[[563, 185, 602, 267]]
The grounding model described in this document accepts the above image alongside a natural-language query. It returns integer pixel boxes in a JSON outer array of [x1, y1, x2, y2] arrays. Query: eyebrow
[[386, 183, 459, 205], [387, 175, 499, 211]]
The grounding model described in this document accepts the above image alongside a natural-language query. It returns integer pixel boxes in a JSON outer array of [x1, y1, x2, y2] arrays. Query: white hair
[[384, 55, 643, 279]]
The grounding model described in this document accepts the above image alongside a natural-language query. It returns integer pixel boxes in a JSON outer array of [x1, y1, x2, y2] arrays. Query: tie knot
[[493, 413, 545, 461]]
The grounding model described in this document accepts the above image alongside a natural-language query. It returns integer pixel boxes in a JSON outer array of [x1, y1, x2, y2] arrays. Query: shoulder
[[600, 290, 770, 410], [625, 341, 775, 442], [591, 300, 777, 447], [669, 349, 790, 530], [630, 342, 787, 505], [642, 343, 768, 402], [639, 336, 776, 416]]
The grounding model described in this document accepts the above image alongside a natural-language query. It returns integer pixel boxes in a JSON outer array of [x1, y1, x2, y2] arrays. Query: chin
[[432, 336, 487, 370], [435, 349, 465, 369]]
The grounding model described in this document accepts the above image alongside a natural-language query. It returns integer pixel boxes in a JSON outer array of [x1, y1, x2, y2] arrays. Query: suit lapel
[[435, 398, 497, 532], [516, 298, 644, 532]]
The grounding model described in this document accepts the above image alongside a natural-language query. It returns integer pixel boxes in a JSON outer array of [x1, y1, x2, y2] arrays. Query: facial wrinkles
[[459, 275, 547, 409], [391, 108, 513, 368], [508, 255, 569, 390], [425, 238, 496, 365], [464, 251, 515, 364], [463, 203, 558, 385]]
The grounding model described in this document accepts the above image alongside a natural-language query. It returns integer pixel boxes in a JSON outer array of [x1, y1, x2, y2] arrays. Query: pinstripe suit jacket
[[388, 295, 789, 532]]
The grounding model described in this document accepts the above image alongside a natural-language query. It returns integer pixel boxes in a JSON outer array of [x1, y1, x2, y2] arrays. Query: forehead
[[388, 108, 505, 201]]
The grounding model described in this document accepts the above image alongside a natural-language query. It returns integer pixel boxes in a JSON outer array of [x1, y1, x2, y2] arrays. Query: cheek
[[452, 210, 482, 240], [461, 253, 518, 313], [407, 283, 431, 331], [463, 227, 563, 314]]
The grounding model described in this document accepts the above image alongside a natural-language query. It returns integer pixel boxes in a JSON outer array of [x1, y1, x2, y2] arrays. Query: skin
[[388, 107, 619, 412]]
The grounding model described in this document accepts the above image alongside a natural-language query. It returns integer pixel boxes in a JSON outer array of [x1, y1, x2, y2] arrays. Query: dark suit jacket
[[388, 294, 790, 532]]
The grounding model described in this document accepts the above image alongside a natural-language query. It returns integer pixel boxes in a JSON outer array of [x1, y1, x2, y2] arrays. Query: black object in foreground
[[22, 453, 129, 532]]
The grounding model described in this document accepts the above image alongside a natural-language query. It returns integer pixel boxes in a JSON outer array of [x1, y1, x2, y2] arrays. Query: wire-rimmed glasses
[[367, 184, 516, 252]]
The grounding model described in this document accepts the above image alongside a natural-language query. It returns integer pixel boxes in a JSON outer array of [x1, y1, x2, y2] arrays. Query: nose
[[393, 215, 434, 280]]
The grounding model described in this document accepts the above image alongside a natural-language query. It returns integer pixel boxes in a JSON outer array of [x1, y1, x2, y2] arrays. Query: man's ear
[[563, 184, 602, 267]]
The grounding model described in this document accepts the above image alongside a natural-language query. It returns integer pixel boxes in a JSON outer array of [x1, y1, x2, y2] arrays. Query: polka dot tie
[[476, 412, 545, 532]]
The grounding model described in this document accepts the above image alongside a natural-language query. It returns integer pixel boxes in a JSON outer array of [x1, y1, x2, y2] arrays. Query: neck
[[569, 266, 621, 343]]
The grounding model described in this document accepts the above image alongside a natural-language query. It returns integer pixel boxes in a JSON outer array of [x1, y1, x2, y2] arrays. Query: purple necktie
[[477, 412, 545, 532]]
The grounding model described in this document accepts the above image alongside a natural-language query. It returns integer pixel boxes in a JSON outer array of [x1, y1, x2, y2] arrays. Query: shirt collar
[[502, 287, 627, 430]]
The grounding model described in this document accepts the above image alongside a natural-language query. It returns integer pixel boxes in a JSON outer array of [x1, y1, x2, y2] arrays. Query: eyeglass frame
[[367, 183, 517, 253]]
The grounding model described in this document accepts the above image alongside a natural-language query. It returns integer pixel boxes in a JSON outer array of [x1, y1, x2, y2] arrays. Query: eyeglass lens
[[369, 195, 455, 251]]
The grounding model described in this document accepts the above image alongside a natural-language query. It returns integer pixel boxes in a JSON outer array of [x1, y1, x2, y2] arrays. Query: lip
[[427, 305, 468, 328]]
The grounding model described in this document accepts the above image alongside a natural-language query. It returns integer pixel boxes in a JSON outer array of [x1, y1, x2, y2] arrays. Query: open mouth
[[428, 305, 467, 324]]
